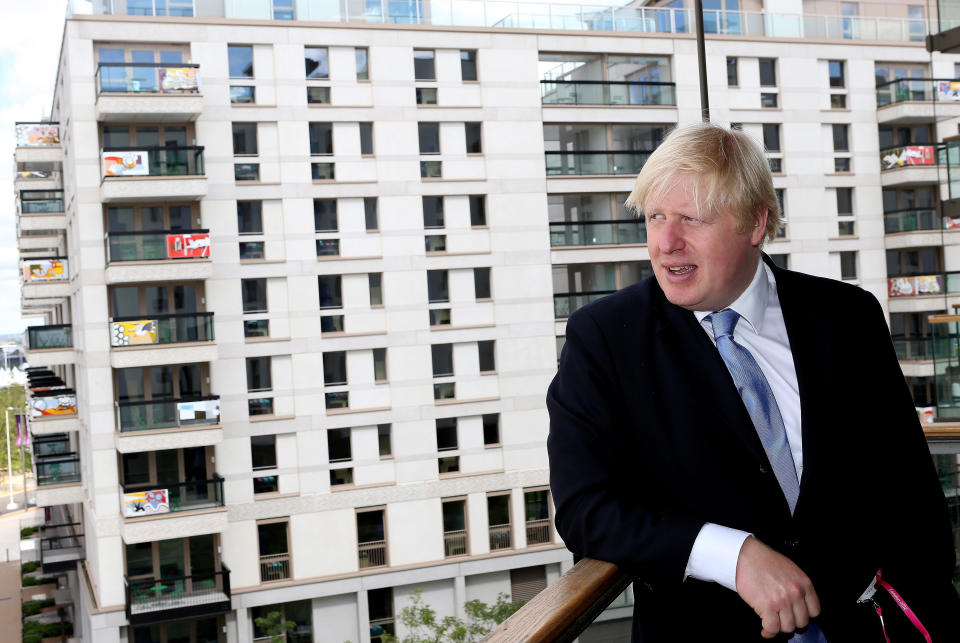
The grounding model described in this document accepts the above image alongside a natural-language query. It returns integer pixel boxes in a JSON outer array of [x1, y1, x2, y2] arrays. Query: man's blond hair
[[625, 122, 781, 243]]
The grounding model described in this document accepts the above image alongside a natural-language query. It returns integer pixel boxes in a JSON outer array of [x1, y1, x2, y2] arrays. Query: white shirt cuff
[[684, 523, 752, 592]]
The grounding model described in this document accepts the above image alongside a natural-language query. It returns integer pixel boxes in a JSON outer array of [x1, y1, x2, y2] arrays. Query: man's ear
[[751, 207, 769, 246]]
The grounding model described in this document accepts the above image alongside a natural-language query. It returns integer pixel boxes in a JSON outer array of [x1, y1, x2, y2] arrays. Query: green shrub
[[22, 620, 73, 643], [21, 598, 54, 617], [20, 561, 40, 574], [22, 576, 58, 587], [20, 526, 38, 539]]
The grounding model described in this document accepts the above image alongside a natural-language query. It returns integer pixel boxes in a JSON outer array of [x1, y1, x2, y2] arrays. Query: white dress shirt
[[683, 258, 803, 592]]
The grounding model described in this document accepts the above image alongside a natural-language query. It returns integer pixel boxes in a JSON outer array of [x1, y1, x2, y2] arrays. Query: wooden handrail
[[484, 558, 632, 642]]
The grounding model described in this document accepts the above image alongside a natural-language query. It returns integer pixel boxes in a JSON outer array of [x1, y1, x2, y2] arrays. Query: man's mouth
[[666, 265, 695, 275]]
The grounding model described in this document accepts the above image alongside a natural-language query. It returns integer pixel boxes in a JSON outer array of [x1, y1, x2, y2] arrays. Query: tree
[[0, 383, 28, 474], [253, 610, 296, 643], [384, 588, 523, 643]]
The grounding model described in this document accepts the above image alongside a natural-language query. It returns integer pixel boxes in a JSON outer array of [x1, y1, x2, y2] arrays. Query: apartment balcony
[[34, 452, 83, 508], [96, 63, 203, 122], [14, 122, 61, 164], [100, 146, 206, 203], [540, 80, 677, 108], [15, 169, 61, 193], [894, 337, 933, 377], [18, 230, 62, 253], [106, 230, 212, 284], [109, 312, 216, 368], [115, 395, 221, 454], [125, 564, 231, 627], [550, 220, 646, 247], [24, 325, 74, 367], [554, 291, 616, 319], [880, 145, 944, 186], [120, 476, 227, 544], [18, 190, 66, 231], [29, 389, 80, 435], [358, 540, 387, 569], [887, 272, 960, 313], [38, 522, 85, 574], [876, 79, 960, 124], [21, 257, 69, 302], [546, 151, 650, 176], [489, 525, 512, 551]]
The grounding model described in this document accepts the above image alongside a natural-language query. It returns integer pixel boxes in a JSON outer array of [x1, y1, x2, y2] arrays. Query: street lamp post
[[5, 406, 17, 510]]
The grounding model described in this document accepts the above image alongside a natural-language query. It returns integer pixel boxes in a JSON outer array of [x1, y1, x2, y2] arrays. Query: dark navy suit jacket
[[547, 258, 959, 641]]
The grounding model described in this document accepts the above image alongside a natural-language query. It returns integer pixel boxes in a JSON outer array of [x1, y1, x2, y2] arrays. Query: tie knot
[[710, 309, 741, 339]]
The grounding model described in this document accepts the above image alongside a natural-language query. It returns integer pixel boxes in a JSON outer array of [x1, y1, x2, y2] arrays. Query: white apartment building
[[13, 0, 960, 641]]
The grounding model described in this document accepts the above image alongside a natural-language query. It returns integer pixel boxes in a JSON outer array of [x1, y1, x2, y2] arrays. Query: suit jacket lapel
[[651, 284, 771, 467]]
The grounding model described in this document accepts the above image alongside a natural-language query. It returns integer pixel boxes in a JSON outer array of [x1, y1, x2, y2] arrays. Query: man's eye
[[683, 216, 701, 225], [648, 213, 664, 221]]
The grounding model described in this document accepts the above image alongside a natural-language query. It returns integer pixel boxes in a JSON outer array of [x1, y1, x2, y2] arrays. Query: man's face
[[646, 176, 766, 312]]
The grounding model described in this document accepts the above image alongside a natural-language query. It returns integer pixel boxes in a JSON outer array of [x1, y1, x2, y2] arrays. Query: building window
[[307, 86, 330, 104], [309, 122, 333, 155], [479, 340, 495, 373], [272, 0, 293, 19], [374, 348, 387, 382], [360, 123, 374, 156], [423, 196, 444, 229], [769, 254, 788, 270], [232, 122, 258, 156], [356, 47, 370, 80], [231, 86, 255, 104], [314, 198, 337, 232], [442, 498, 468, 557], [323, 351, 347, 386], [840, 251, 857, 280], [416, 88, 438, 105], [432, 344, 453, 377], [312, 160, 335, 179], [369, 273, 383, 306], [242, 278, 267, 313], [726, 57, 738, 86], [414, 49, 435, 81], [378, 424, 392, 457], [244, 319, 269, 338], [761, 93, 778, 108], [483, 413, 500, 445], [837, 188, 853, 215], [368, 588, 394, 642], [318, 275, 342, 309], [305, 46, 329, 79], [246, 356, 272, 392], [524, 489, 551, 545], [237, 200, 262, 235], [251, 434, 277, 470], [258, 519, 291, 582], [428, 270, 449, 303], [418, 122, 440, 155], [829, 60, 845, 88], [832, 124, 849, 152], [252, 601, 312, 642], [759, 58, 777, 87], [831, 94, 846, 109], [460, 50, 478, 81], [364, 197, 378, 231], [469, 195, 486, 227], [436, 417, 457, 451], [235, 163, 259, 181], [228, 45, 253, 78], [465, 122, 482, 154], [474, 267, 491, 300], [838, 221, 855, 236], [328, 428, 351, 463], [762, 124, 780, 152], [487, 493, 512, 550], [357, 508, 387, 568]]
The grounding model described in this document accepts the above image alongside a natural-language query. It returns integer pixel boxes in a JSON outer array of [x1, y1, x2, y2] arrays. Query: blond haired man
[[548, 123, 959, 641]]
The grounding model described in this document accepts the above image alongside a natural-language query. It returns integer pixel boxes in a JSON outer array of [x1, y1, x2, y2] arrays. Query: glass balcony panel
[[36, 454, 81, 486], [553, 291, 616, 318], [880, 144, 941, 171], [20, 190, 64, 214], [549, 220, 647, 247], [107, 230, 210, 262], [883, 209, 940, 234], [126, 565, 230, 623], [122, 476, 225, 516], [96, 63, 199, 94], [27, 325, 72, 350], [893, 337, 931, 361], [110, 313, 213, 347], [544, 151, 650, 175], [117, 396, 220, 432], [102, 146, 204, 177]]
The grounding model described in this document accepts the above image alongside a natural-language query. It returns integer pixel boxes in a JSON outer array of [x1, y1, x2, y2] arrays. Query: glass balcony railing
[[101, 146, 204, 178], [125, 564, 231, 626], [876, 78, 960, 107], [883, 208, 940, 233], [880, 144, 945, 172], [931, 316, 960, 421], [550, 220, 646, 246], [540, 80, 676, 106], [96, 63, 200, 94], [121, 475, 225, 517], [893, 337, 932, 361], [554, 291, 616, 319], [545, 151, 651, 176], [19, 190, 63, 214], [26, 325, 72, 351], [67, 1, 938, 43], [32, 434, 72, 457], [116, 395, 221, 433], [110, 312, 214, 347], [107, 230, 210, 262], [35, 454, 81, 486]]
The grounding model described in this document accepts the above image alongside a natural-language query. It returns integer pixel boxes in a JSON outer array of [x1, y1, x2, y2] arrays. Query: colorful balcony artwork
[[15, 123, 60, 147], [888, 274, 944, 297], [880, 145, 939, 171], [110, 312, 214, 347], [31, 392, 78, 418], [22, 258, 67, 282]]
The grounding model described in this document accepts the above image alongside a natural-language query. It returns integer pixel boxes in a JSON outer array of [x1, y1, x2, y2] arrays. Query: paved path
[[0, 561, 21, 643]]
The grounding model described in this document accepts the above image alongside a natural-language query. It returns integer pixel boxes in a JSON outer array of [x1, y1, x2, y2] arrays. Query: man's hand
[[735, 536, 821, 639]]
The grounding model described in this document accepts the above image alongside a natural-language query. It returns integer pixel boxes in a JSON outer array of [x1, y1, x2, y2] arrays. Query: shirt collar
[[693, 258, 771, 334]]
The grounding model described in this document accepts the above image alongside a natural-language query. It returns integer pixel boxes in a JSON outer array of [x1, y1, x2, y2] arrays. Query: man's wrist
[[684, 523, 752, 592]]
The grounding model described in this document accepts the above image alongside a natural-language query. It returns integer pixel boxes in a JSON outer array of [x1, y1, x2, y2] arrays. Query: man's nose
[[657, 220, 684, 253]]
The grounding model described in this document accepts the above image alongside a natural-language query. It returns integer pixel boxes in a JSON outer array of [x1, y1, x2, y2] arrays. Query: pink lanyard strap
[[872, 569, 932, 643]]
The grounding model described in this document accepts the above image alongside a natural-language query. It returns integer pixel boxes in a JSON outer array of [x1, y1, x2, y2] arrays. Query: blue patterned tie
[[710, 310, 828, 643]]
